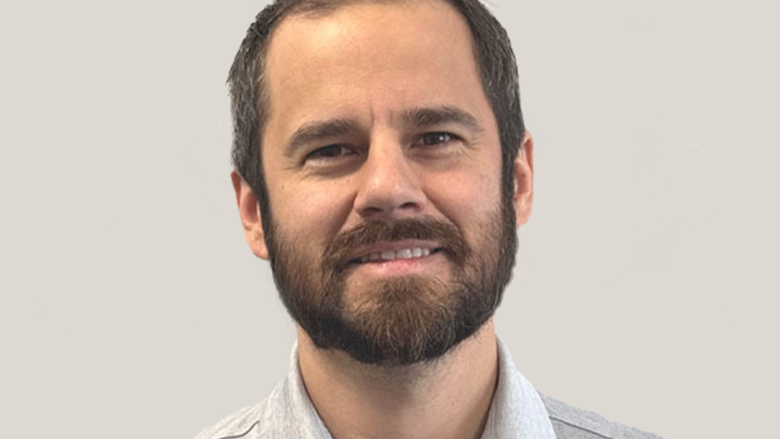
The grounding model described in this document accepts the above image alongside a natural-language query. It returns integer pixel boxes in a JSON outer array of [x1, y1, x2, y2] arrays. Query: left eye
[[418, 132, 456, 146]]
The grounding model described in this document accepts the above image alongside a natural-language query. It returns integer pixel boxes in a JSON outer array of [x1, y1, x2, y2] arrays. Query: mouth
[[348, 246, 445, 265]]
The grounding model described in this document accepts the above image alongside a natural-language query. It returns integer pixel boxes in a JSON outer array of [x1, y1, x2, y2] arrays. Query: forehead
[[262, 0, 494, 142]]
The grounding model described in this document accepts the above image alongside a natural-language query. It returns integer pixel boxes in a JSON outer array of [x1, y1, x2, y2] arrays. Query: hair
[[227, 0, 524, 234]]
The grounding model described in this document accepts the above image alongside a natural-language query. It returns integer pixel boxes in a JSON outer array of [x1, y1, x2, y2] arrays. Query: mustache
[[321, 217, 470, 274]]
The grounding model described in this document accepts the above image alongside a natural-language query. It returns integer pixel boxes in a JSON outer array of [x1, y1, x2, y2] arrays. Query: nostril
[[353, 163, 427, 217]]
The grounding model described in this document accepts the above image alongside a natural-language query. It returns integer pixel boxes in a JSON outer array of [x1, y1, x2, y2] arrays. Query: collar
[[480, 338, 557, 438], [278, 337, 556, 439]]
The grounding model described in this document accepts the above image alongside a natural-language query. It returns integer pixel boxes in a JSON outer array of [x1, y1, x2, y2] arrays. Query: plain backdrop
[[1, 1, 778, 438]]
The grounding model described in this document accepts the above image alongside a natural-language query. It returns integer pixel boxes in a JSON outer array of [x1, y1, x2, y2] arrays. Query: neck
[[297, 320, 499, 439]]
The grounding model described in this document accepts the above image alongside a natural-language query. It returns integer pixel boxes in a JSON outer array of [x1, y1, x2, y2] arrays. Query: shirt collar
[[480, 338, 557, 438], [283, 337, 556, 439]]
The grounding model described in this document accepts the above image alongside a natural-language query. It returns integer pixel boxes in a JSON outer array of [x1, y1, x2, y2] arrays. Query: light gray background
[[1, 1, 777, 438]]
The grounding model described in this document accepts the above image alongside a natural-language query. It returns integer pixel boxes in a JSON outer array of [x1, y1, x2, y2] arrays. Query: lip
[[348, 240, 443, 264]]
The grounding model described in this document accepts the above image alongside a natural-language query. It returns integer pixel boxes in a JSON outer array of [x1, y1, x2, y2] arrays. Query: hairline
[[255, 0, 492, 158]]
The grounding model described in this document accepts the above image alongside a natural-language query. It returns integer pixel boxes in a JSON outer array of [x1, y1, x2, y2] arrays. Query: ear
[[513, 131, 534, 227], [231, 171, 269, 260]]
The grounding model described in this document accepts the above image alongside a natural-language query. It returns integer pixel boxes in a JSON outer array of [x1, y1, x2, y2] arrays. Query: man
[[198, 0, 664, 438]]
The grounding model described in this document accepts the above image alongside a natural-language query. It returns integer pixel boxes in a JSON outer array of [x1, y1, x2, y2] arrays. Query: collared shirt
[[196, 338, 557, 439]]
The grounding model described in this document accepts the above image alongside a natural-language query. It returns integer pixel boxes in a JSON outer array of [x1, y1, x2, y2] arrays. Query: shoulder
[[540, 394, 666, 439], [194, 404, 262, 439]]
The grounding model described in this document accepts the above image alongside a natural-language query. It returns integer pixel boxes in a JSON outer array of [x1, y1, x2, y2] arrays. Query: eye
[[305, 144, 356, 163], [415, 132, 459, 147]]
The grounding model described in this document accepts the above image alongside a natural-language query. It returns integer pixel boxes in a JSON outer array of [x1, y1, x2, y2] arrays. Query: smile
[[357, 248, 441, 264], [355, 247, 443, 264]]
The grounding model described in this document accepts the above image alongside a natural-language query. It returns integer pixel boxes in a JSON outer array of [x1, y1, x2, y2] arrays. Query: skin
[[232, 1, 534, 438]]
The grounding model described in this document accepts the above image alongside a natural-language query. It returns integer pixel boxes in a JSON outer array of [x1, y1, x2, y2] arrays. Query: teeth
[[358, 248, 435, 263]]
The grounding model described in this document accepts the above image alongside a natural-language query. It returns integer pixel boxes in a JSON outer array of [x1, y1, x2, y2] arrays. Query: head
[[229, 0, 534, 365], [230, 0, 527, 229]]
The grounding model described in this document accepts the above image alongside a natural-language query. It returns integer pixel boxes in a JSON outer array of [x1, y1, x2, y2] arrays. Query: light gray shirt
[[196, 338, 555, 439], [196, 339, 665, 439]]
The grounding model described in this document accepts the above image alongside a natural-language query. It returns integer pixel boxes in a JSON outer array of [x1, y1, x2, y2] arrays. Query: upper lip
[[348, 240, 442, 263]]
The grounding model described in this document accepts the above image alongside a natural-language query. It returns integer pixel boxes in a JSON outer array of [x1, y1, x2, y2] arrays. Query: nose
[[353, 139, 426, 219]]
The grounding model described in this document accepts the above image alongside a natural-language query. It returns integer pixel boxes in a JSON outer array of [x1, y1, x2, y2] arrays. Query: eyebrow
[[400, 105, 484, 134], [285, 118, 357, 158]]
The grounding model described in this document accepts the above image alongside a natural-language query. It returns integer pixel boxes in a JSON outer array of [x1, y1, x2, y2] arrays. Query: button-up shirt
[[196, 338, 557, 439]]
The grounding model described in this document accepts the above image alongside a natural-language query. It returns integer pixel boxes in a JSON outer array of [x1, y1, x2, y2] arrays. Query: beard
[[264, 197, 517, 366]]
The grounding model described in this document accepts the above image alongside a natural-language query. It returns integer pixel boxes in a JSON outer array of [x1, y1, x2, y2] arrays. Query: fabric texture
[[541, 395, 665, 439], [195, 339, 664, 439]]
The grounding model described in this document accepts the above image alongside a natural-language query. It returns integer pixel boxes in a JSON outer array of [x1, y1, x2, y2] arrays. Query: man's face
[[246, 0, 531, 365]]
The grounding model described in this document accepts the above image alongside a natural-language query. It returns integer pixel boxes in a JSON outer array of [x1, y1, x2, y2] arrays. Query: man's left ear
[[513, 131, 534, 227]]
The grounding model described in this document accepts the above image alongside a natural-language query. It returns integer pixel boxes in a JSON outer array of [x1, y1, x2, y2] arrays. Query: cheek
[[271, 179, 355, 249], [425, 167, 502, 231]]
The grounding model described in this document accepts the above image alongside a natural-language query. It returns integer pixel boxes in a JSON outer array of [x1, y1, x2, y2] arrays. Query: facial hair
[[265, 198, 517, 366]]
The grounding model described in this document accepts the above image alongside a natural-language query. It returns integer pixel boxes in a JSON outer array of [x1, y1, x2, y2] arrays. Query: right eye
[[304, 145, 357, 162]]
